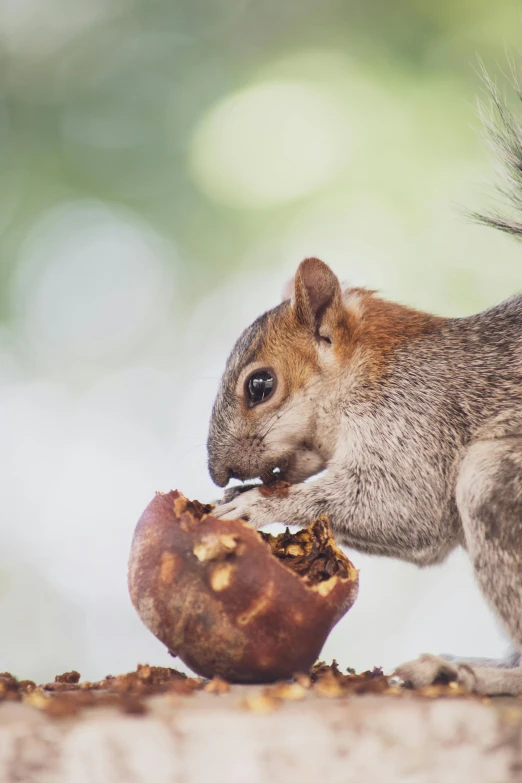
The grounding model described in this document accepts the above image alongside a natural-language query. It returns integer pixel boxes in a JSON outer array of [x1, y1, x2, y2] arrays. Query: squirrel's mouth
[[226, 446, 325, 489], [259, 446, 325, 486], [260, 459, 290, 486]]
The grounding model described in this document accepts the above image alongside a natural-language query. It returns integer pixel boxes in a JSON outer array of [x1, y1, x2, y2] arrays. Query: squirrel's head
[[207, 258, 352, 488]]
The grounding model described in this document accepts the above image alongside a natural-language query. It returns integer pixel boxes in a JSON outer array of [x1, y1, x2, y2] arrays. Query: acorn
[[128, 490, 358, 683]]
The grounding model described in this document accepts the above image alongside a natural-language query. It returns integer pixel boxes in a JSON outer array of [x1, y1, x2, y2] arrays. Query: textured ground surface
[[1, 665, 522, 782]]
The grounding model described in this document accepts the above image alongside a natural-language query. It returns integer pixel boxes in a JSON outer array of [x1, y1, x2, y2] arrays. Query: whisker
[[260, 378, 324, 442], [258, 377, 323, 441]]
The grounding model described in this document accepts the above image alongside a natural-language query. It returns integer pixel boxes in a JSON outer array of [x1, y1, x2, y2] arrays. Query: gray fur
[[394, 654, 522, 695], [206, 82, 522, 695], [208, 303, 294, 488], [209, 292, 522, 693], [210, 298, 522, 562], [440, 650, 521, 669]]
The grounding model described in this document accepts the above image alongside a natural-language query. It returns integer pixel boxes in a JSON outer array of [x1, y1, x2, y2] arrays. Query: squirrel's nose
[[208, 462, 232, 488]]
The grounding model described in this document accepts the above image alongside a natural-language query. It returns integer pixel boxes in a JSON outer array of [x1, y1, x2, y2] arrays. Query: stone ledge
[[0, 689, 521, 782]]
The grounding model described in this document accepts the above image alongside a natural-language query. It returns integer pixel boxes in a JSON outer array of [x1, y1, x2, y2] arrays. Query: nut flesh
[[260, 516, 353, 586], [193, 533, 238, 562]]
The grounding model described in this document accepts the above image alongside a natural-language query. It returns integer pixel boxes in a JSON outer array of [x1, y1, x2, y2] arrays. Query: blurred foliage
[[0, 0, 521, 321], [0, 0, 520, 681]]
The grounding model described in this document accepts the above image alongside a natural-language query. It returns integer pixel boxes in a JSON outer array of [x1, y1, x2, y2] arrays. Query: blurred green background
[[0, 0, 520, 681], [1, 0, 522, 324]]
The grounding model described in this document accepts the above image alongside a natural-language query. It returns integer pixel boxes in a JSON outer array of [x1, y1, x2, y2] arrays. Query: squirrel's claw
[[394, 652, 522, 695], [217, 483, 260, 505], [211, 500, 243, 520], [211, 488, 257, 524], [211, 486, 271, 528], [393, 653, 475, 692]]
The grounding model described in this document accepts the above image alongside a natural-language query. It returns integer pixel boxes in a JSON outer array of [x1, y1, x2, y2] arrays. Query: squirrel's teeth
[[260, 460, 290, 485], [260, 469, 276, 485], [260, 466, 280, 485]]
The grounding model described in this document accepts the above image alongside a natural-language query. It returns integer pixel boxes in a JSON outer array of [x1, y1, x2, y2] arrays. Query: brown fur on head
[[207, 257, 443, 488], [207, 258, 350, 487]]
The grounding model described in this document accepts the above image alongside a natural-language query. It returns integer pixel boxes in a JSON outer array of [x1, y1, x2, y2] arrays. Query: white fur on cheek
[[287, 447, 326, 482], [256, 381, 342, 483], [262, 390, 315, 451]]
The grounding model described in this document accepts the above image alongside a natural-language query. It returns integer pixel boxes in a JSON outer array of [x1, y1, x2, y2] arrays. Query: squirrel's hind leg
[[456, 436, 522, 654], [394, 653, 522, 695], [439, 649, 520, 669], [396, 435, 522, 696]]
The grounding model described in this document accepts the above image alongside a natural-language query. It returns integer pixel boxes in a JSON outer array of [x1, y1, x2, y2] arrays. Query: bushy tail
[[473, 64, 522, 238]]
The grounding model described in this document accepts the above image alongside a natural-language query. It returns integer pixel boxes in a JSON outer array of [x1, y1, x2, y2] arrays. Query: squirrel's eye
[[246, 370, 275, 405]]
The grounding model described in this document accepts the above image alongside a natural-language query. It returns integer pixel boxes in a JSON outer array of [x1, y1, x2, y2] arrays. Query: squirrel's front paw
[[212, 487, 267, 527], [393, 653, 476, 692]]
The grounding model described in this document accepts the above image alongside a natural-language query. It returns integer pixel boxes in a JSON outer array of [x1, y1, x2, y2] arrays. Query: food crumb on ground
[[0, 660, 506, 718]]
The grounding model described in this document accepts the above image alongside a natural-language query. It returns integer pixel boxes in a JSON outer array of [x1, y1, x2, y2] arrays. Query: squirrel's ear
[[293, 258, 342, 332]]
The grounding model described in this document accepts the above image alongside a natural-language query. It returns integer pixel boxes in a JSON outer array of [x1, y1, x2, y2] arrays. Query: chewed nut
[[285, 544, 305, 556], [128, 490, 358, 683], [210, 563, 234, 591], [159, 552, 179, 585], [237, 583, 274, 626], [173, 496, 188, 516], [314, 577, 338, 597], [193, 534, 238, 562]]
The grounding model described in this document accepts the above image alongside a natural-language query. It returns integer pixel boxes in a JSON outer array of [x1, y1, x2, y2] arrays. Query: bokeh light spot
[[11, 201, 176, 372], [189, 81, 355, 208]]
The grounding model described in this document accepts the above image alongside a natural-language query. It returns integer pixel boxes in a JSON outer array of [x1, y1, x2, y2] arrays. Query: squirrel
[[207, 81, 522, 696]]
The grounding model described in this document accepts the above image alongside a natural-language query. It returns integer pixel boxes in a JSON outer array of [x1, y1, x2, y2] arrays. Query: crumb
[[203, 677, 230, 695], [55, 671, 81, 684], [259, 481, 291, 498]]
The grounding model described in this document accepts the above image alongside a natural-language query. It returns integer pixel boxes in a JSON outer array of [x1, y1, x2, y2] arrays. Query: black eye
[[246, 370, 275, 405]]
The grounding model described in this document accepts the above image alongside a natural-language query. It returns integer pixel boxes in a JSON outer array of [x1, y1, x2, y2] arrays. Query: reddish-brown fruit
[[128, 491, 358, 683]]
